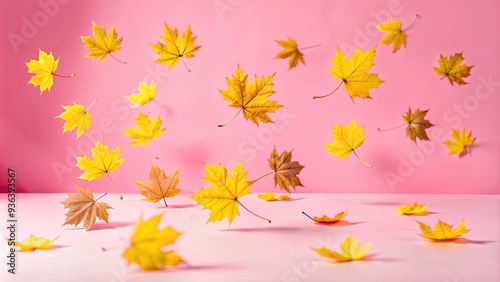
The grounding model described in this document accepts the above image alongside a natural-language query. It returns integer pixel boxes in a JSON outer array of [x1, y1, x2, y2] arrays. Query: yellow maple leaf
[[150, 22, 201, 71], [396, 203, 429, 215], [60, 185, 112, 231], [26, 49, 74, 93], [275, 37, 305, 70], [315, 235, 371, 262], [191, 162, 270, 224], [134, 165, 181, 207], [443, 128, 475, 156], [433, 52, 472, 85], [56, 100, 96, 138], [122, 112, 166, 146], [257, 191, 290, 202], [314, 48, 383, 102], [403, 107, 434, 144], [324, 119, 371, 167], [76, 139, 125, 181], [377, 15, 420, 53], [126, 81, 156, 108], [81, 21, 125, 63], [268, 147, 304, 193], [218, 65, 282, 127], [303, 210, 348, 224], [123, 213, 183, 270], [417, 219, 469, 241], [14, 235, 59, 252]]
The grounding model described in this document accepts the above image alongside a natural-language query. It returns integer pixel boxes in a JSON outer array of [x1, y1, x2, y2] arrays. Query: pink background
[[1, 0, 499, 194]]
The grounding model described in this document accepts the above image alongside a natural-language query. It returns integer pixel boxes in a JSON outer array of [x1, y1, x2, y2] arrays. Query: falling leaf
[[60, 185, 112, 231], [122, 112, 166, 146], [417, 219, 469, 241], [26, 49, 74, 93], [268, 147, 304, 193], [218, 65, 282, 127], [126, 81, 156, 107], [315, 48, 383, 101], [14, 235, 59, 252], [81, 21, 124, 63], [191, 162, 270, 224], [443, 128, 475, 157], [314, 235, 371, 262], [403, 107, 434, 144], [123, 213, 183, 270], [257, 191, 290, 202], [275, 37, 305, 70], [150, 22, 201, 71], [134, 165, 181, 207], [303, 210, 348, 224], [56, 100, 96, 138], [396, 203, 429, 215], [324, 119, 371, 167], [433, 52, 472, 85], [377, 15, 420, 53], [76, 139, 125, 181]]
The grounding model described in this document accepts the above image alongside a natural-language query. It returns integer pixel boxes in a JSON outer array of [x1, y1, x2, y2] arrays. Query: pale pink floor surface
[[1, 193, 499, 282]]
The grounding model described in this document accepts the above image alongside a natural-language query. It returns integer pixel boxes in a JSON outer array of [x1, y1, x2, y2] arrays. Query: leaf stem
[[218, 108, 243, 127], [181, 58, 191, 72], [377, 123, 406, 132], [101, 244, 123, 252], [251, 171, 274, 183], [352, 150, 372, 168], [94, 192, 108, 202], [86, 99, 98, 111], [237, 200, 271, 223], [109, 52, 127, 64], [313, 81, 343, 99], [298, 44, 322, 51], [106, 173, 123, 200], [302, 211, 316, 222], [162, 197, 168, 207], [403, 14, 421, 32], [52, 72, 75, 78]]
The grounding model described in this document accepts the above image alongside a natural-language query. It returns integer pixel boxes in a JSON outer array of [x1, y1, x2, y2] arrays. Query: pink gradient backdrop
[[1, 0, 499, 194]]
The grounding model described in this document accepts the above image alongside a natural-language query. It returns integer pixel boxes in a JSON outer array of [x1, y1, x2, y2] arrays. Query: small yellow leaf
[[315, 235, 371, 262], [433, 52, 472, 85], [417, 219, 469, 241], [303, 210, 348, 224], [402, 107, 434, 144], [396, 203, 429, 215], [126, 81, 156, 107], [76, 139, 125, 181], [26, 49, 59, 93], [14, 235, 59, 252], [377, 17, 407, 53], [122, 112, 166, 146], [324, 119, 371, 167], [134, 165, 182, 206], [275, 37, 305, 70], [81, 21, 123, 62], [443, 128, 475, 156], [56, 100, 96, 138], [257, 191, 290, 202]]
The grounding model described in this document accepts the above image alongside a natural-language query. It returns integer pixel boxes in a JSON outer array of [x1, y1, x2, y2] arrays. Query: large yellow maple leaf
[[417, 219, 469, 241], [76, 139, 125, 181], [60, 185, 112, 231], [150, 22, 201, 71], [14, 235, 59, 252], [126, 81, 156, 108], [81, 21, 124, 63], [314, 48, 383, 102], [315, 235, 371, 262], [134, 165, 182, 207], [56, 100, 96, 138], [123, 213, 183, 270], [26, 49, 74, 93], [122, 112, 166, 146], [275, 37, 305, 70], [191, 162, 270, 224], [324, 119, 371, 167], [433, 52, 472, 85], [402, 107, 434, 144], [443, 128, 475, 157], [218, 65, 282, 127], [268, 147, 304, 193]]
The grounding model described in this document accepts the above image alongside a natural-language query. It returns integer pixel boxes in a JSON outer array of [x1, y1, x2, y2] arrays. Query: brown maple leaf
[[268, 147, 304, 193], [133, 165, 182, 207], [402, 107, 434, 143]]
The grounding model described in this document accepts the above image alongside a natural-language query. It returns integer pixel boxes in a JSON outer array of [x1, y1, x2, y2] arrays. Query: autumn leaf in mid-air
[[303, 210, 348, 224], [377, 15, 420, 53], [60, 185, 112, 231], [26, 49, 75, 93], [314, 48, 383, 102], [443, 128, 475, 157], [76, 139, 125, 181], [122, 112, 166, 146], [150, 22, 201, 71], [123, 213, 183, 270], [56, 100, 97, 138], [403, 107, 434, 143], [314, 235, 371, 262], [268, 147, 304, 193], [191, 162, 270, 224], [14, 235, 59, 252], [396, 203, 429, 215], [275, 37, 305, 70], [324, 119, 371, 167], [81, 21, 125, 63], [417, 219, 469, 241], [257, 191, 290, 202], [126, 81, 157, 107], [218, 65, 282, 127], [134, 165, 181, 207], [433, 52, 472, 85]]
